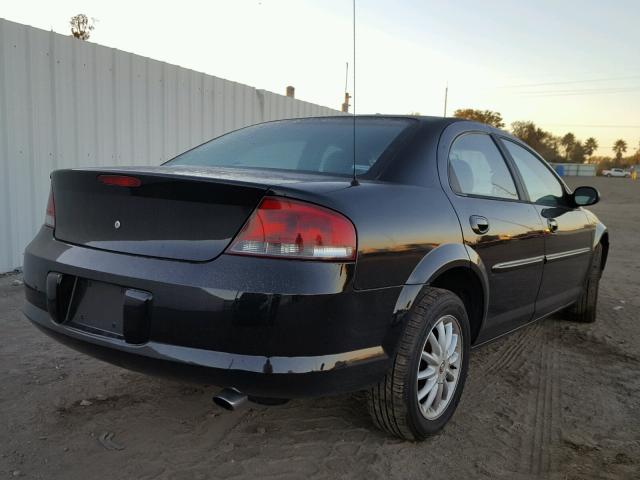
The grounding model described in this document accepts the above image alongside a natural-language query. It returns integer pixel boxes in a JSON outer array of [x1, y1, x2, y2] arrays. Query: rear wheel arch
[[393, 245, 488, 346], [428, 267, 485, 344], [599, 231, 609, 272]]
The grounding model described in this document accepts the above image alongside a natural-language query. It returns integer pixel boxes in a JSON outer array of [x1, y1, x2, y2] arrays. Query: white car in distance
[[602, 168, 630, 177]]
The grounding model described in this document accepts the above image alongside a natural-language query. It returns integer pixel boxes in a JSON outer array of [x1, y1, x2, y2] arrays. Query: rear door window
[[448, 133, 519, 200], [502, 140, 565, 206]]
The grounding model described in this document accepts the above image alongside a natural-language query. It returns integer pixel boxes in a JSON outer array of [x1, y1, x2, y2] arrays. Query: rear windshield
[[166, 117, 414, 176]]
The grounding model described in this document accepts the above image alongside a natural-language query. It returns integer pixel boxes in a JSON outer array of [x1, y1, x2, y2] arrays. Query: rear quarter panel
[[270, 182, 465, 290]]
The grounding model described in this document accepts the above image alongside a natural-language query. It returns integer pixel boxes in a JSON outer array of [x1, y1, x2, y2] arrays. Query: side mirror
[[573, 186, 600, 206]]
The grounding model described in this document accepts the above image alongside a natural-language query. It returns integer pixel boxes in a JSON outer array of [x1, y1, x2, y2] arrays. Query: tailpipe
[[213, 387, 247, 411]]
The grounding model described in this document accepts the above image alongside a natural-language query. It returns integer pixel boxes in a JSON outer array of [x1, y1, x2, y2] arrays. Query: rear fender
[[385, 243, 489, 351], [594, 224, 609, 267], [584, 209, 609, 271]]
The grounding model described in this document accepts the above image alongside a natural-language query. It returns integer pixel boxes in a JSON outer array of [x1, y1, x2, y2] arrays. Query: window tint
[[167, 118, 414, 176], [503, 140, 564, 206], [235, 141, 306, 170], [448, 134, 518, 200]]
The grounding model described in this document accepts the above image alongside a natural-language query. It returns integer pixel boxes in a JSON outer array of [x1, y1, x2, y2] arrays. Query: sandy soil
[[1, 177, 639, 480]]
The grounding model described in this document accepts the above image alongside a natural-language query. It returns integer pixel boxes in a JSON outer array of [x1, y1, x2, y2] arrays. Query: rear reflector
[[228, 197, 356, 261], [45, 189, 55, 228], [98, 174, 142, 187]]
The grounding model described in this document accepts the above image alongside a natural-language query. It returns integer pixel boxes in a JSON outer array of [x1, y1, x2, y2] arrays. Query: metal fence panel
[[550, 163, 597, 177]]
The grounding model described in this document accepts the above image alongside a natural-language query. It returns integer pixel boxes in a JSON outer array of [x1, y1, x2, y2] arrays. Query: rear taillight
[[228, 197, 356, 261], [45, 189, 55, 228]]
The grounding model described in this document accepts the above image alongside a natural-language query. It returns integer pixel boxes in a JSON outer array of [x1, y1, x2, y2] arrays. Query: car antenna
[[350, 0, 359, 186]]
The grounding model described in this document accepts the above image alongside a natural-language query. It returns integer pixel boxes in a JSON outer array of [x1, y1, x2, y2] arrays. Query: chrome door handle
[[470, 215, 490, 234], [547, 218, 558, 233]]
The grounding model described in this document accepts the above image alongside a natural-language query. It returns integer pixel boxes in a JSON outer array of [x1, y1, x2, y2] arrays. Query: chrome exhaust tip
[[213, 387, 247, 411]]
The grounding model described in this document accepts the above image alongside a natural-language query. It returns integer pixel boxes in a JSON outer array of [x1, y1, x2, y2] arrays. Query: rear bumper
[[23, 227, 402, 398]]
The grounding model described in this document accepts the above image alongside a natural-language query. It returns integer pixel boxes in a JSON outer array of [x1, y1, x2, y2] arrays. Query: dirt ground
[[1, 177, 639, 480]]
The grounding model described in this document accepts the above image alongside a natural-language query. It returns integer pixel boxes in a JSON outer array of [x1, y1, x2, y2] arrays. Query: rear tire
[[366, 288, 470, 441], [566, 244, 603, 323]]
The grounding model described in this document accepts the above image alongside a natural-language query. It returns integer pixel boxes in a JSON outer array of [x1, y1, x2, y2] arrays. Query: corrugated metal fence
[[550, 163, 597, 177], [0, 18, 342, 272]]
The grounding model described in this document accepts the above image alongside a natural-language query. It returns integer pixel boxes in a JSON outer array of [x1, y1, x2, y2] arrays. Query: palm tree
[[612, 139, 627, 162], [560, 133, 576, 161], [584, 137, 598, 160]]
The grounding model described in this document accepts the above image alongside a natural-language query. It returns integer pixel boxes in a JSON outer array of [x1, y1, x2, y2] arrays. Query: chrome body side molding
[[493, 247, 591, 272], [545, 247, 591, 263], [492, 255, 545, 272]]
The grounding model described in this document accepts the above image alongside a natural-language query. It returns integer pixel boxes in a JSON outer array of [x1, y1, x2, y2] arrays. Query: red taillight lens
[[98, 174, 142, 187], [228, 197, 357, 261], [45, 189, 55, 228]]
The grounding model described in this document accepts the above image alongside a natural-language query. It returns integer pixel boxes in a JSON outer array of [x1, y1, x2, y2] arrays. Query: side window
[[448, 134, 519, 200], [502, 140, 565, 207]]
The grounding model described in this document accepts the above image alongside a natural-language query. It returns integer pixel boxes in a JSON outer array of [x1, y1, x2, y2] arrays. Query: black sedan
[[23, 116, 608, 440]]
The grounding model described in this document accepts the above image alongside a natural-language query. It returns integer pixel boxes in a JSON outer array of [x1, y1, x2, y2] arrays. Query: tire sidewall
[[586, 244, 603, 308], [405, 291, 471, 438]]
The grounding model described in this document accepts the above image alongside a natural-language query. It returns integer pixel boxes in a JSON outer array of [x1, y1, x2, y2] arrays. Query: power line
[[499, 74, 640, 89], [538, 123, 640, 129], [519, 87, 640, 97]]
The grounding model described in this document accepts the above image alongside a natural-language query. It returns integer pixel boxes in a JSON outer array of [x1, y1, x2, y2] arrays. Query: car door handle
[[547, 218, 558, 233], [470, 215, 490, 234]]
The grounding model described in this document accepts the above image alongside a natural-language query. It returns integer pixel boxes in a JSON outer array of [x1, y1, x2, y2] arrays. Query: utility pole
[[443, 82, 448, 117], [341, 62, 351, 113]]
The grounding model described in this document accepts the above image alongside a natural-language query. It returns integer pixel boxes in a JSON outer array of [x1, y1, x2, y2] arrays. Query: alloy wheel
[[416, 314, 463, 420]]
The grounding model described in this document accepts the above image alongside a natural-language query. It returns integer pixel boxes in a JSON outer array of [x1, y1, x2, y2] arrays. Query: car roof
[[289, 114, 462, 126], [282, 114, 512, 137]]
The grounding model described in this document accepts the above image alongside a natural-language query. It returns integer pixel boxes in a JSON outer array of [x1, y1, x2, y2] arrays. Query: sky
[[2, 0, 639, 156]]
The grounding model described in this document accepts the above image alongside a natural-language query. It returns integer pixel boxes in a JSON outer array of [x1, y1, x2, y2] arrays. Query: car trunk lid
[[51, 168, 271, 262]]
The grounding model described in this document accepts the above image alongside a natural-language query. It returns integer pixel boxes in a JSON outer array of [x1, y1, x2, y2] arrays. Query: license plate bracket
[[67, 279, 126, 339]]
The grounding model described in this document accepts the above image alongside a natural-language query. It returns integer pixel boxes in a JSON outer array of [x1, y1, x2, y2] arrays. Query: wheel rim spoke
[[436, 321, 447, 355], [418, 366, 437, 380], [421, 351, 439, 366], [444, 323, 453, 354], [447, 333, 458, 358], [434, 382, 444, 411], [448, 350, 459, 366], [418, 378, 438, 401], [427, 332, 442, 357], [422, 381, 439, 411]]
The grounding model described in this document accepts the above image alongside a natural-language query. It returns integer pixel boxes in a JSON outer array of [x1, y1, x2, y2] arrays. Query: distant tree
[[612, 139, 627, 162], [569, 141, 587, 163], [511, 121, 561, 162], [560, 133, 576, 161], [70, 14, 95, 40], [584, 137, 599, 159], [453, 109, 505, 128]]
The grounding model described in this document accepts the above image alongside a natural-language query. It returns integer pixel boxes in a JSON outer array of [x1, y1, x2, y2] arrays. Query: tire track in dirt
[[519, 318, 562, 477], [553, 313, 640, 479], [467, 317, 562, 477], [461, 320, 549, 475], [485, 321, 543, 376]]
